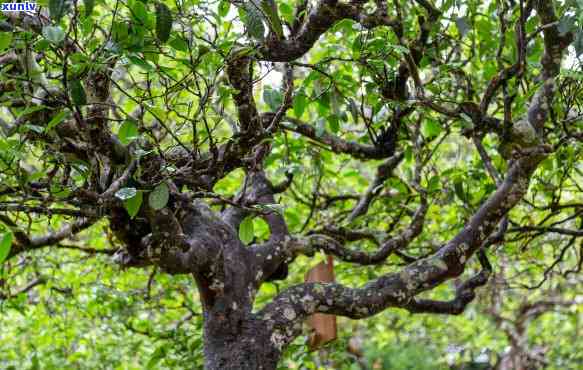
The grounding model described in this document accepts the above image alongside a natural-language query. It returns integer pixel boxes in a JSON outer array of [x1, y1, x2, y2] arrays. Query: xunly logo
[[1, 2, 37, 11]]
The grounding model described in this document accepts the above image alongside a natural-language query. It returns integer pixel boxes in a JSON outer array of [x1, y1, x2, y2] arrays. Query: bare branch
[[282, 117, 391, 159]]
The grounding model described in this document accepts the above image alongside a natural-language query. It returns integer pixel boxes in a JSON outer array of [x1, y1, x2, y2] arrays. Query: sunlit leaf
[[422, 119, 442, 138], [293, 90, 307, 117], [132, 1, 148, 24], [149, 183, 169, 210], [0, 231, 13, 264], [42, 26, 65, 44], [239, 216, 254, 244], [218, 0, 230, 17], [0, 32, 12, 52], [118, 119, 139, 145], [115, 187, 137, 200], [46, 110, 68, 131], [124, 190, 143, 218]]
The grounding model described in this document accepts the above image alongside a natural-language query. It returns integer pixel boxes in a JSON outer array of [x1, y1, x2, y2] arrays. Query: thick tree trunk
[[203, 315, 281, 370]]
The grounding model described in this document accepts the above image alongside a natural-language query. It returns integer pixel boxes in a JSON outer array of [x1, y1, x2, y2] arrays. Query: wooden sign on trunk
[[305, 255, 337, 350]]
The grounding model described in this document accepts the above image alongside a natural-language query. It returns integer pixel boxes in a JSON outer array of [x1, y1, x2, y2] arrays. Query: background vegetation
[[1, 0, 582, 368]]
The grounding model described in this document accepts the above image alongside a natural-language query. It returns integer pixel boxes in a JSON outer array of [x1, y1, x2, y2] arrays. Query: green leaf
[[49, 0, 66, 22], [330, 89, 342, 118], [422, 119, 442, 138], [132, 1, 148, 24], [155, 2, 173, 43], [198, 44, 210, 57], [253, 203, 284, 215], [278, 2, 294, 24], [0, 231, 13, 264], [0, 32, 12, 52], [558, 15, 575, 36], [315, 118, 326, 137], [241, 2, 265, 40], [328, 115, 339, 133], [128, 55, 155, 71], [118, 119, 139, 145], [428, 175, 441, 192], [42, 26, 65, 45], [293, 91, 307, 117], [50, 182, 71, 198], [263, 86, 282, 111], [147, 345, 167, 369], [124, 190, 143, 218], [24, 124, 45, 134], [112, 22, 129, 42], [84, 0, 94, 17], [115, 187, 137, 200], [169, 36, 189, 52], [347, 98, 359, 123], [46, 110, 68, 131], [390, 44, 410, 55], [69, 80, 87, 106], [575, 30, 583, 57], [218, 0, 230, 17], [239, 216, 254, 244], [149, 183, 169, 210], [454, 179, 467, 203], [259, 0, 283, 39], [17, 105, 47, 119]]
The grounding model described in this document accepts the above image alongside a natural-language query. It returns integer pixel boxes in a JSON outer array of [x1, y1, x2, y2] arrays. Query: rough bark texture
[[203, 317, 280, 370]]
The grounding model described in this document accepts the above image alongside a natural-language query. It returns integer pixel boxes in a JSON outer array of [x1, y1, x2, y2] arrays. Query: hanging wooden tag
[[305, 255, 337, 351]]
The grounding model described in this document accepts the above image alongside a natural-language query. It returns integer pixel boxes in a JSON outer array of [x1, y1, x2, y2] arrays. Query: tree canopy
[[0, 0, 582, 369]]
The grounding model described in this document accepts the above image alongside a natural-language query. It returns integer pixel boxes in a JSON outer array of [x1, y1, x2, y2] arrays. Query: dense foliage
[[0, 0, 582, 368]]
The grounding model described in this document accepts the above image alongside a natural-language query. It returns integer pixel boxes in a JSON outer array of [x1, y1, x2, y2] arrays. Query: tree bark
[[203, 314, 281, 370]]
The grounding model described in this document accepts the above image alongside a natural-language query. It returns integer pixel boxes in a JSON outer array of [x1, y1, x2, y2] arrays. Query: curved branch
[[0, 204, 96, 217], [528, 1, 573, 134], [6, 217, 99, 259], [509, 226, 583, 237], [348, 152, 404, 221], [222, 170, 289, 242], [258, 0, 398, 62], [226, 55, 261, 135], [221, 170, 292, 282], [0, 277, 47, 301], [293, 197, 428, 265], [282, 117, 389, 159], [404, 251, 492, 315], [257, 145, 550, 346]]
